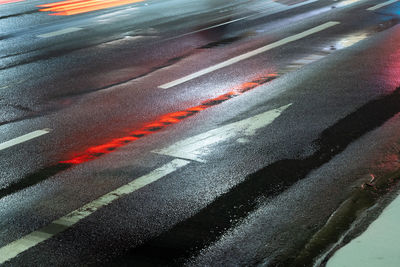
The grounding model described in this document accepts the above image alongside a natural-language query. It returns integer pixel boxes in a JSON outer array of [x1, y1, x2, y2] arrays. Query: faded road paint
[[37, 27, 82, 38]]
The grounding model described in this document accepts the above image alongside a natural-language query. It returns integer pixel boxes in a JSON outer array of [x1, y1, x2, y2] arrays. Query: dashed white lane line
[[0, 159, 190, 264], [154, 104, 291, 162], [367, 0, 398, 10], [159, 21, 340, 89], [0, 129, 51, 151], [37, 27, 82, 38]]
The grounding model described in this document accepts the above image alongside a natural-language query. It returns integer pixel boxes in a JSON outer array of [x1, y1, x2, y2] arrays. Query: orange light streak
[[38, 0, 144, 16], [0, 0, 24, 4], [61, 73, 278, 165]]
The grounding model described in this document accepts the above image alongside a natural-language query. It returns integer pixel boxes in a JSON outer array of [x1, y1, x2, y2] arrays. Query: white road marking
[[367, 0, 398, 10], [0, 129, 51, 151], [0, 159, 189, 264], [159, 21, 340, 89], [154, 104, 292, 162], [37, 27, 82, 38]]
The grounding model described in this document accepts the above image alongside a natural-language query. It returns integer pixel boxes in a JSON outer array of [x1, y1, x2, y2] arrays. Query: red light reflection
[[61, 73, 278, 164], [38, 0, 144, 16]]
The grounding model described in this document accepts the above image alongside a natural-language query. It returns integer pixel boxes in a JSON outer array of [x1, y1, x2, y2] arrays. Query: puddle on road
[[106, 86, 400, 266], [199, 35, 245, 49], [295, 166, 400, 267], [334, 32, 369, 50]]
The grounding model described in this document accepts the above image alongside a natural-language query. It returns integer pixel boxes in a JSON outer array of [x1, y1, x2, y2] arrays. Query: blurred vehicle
[[129, 0, 254, 34]]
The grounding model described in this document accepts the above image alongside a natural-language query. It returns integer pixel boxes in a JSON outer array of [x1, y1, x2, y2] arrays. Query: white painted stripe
[[37, 27, 82, 38], [367, 0, 398, 10], [154, 104, 291, 162], [0, 159, 189, 264], [0, 129, 51, 151], [159, 21, 339, 89]]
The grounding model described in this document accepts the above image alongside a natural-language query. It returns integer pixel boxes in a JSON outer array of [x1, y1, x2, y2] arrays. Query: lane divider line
[[0, 159, 190, 264], [37, 27, 82, 38], [159, 21, 340, 89], [0, 129, 51, 151], [367, 0, 398, 10]]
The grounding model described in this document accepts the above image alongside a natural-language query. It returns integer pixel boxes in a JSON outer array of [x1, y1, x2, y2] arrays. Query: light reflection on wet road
[[1, 0, 400, 266]]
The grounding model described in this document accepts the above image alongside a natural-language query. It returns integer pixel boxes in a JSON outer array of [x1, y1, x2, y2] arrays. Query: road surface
[[1, 0, 400, 265]]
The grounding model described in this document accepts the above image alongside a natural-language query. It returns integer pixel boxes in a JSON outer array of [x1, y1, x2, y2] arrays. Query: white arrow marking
[[153, 104, 292, 162]]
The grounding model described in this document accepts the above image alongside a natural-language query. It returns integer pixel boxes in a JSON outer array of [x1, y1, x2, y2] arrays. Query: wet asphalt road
[[1, 0, 400, 266]]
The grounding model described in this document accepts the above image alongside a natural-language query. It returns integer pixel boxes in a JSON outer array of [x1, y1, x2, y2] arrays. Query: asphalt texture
[[1, 0, 400, 266]]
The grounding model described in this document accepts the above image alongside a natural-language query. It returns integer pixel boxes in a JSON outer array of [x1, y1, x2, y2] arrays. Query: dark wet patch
[[0, 9, 37, 20], [131, 133, 145, 138], [199, 36, 243, 49], [105, 86, 400, 266], [0, 104, 59, 127], [286, 169, 400, 266], [1, 33, 162, 71], [0, 118, 23, 127], [0, 163, 72, 199], [4, 103, 33, 112], [40, 222, 69, 235], [0, 112, 38, 127], [147, 127, 163, 132], [373, 18, 399, 33], [0, 34, 11, 41], [55, 54, 187, 99]]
